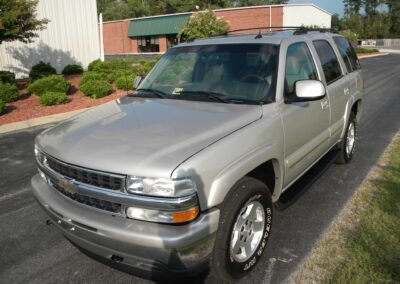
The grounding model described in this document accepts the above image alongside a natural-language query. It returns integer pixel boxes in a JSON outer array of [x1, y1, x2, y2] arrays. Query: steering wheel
[[236, 74, 270, 101]]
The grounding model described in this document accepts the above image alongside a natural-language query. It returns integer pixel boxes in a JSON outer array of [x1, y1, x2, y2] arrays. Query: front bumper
[[31, 174, 219, 278]]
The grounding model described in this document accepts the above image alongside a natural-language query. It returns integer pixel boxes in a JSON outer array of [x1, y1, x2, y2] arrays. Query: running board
[[275, 149, 340, 210]]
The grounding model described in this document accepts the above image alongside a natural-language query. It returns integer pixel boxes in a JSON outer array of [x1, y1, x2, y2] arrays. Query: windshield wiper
[[178, 90, 230, 103], [130, 88, 169, 99]]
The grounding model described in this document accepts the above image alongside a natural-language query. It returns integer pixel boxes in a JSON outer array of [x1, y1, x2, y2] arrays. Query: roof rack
[[184, 26, 338, 43], [227, 26, 338, 35]]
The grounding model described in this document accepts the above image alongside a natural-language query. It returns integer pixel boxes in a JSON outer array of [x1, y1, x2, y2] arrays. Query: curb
[[358, 52, 388, 59], [0, 108, 89, 134]]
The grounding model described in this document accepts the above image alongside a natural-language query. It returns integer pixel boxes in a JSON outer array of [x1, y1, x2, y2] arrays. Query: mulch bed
[[357, 52, 385, 58], [0, 75, 130, 126]]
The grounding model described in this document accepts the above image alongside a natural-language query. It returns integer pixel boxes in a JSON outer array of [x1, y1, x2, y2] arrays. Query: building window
[[167, 35, 179, 49], [137, 36, 159, 52]]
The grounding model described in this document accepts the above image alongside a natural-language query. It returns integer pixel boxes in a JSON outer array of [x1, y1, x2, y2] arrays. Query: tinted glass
[[285, 42, 318, 96], [313, 40, 342, 84], [333, 36, 360, 72], [140, 44, 279, 103]]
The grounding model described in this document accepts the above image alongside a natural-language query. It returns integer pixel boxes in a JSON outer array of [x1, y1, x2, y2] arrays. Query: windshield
[[137, 44, 279, 104]]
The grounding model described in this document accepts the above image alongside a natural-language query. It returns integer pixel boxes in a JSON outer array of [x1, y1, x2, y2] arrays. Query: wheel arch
[[207, 156, 284, 208]]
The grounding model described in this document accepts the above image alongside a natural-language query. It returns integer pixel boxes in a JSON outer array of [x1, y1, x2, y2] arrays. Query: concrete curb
[[0, 108, 89, 134], [358, 53, 388, 59]]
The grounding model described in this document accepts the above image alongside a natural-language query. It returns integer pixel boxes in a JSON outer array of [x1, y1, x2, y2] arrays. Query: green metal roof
[[128, 14, 191, 37]]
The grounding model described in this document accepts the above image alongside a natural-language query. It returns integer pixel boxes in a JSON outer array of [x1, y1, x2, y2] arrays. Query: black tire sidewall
[[212, 177, 273, 280], [343, 112, 357, 162]]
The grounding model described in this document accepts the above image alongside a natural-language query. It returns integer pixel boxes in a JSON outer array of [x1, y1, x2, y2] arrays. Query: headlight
[[126, 176, 196, 197]]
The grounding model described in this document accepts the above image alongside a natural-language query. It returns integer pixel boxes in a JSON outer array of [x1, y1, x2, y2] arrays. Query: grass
[[291, 133, 400, 284], [355, 47, 379, 54]]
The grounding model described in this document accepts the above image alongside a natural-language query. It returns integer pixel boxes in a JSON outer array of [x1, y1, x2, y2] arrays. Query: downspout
[[99, 13, 105, 62], [269, 6, 272, 31]]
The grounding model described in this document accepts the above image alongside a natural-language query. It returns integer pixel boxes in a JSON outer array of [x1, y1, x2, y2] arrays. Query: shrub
[[40, 92, 69, 106], [355, 47, 379, 54], [79, 72, 104, 87], [115, 75, 135, 91], [80, 80, 112, 99], [0, 82, 19, 103], [62, 64, 83, 75], [29, 61, 57, 82], [0, 99, 6, 114], [0, 71, 16, 84], [27, 75, 71, 96], [88, 59, 102, 71]]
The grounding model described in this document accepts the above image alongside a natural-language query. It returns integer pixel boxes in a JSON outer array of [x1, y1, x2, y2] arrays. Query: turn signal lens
[[126, 206, 199, 223], [172, 207, 199, 223]]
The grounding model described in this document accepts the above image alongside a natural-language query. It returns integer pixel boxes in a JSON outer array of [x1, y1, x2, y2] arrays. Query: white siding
[[0, 0, 100, 78], [283, 5, 331, 28]]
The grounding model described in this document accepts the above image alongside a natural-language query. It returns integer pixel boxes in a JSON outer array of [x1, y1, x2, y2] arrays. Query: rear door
[[281, 42, 330, 187], [312, 39, 349, 146]]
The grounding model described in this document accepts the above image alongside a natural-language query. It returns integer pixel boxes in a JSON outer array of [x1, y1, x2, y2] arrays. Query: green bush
[[29, 61, 57, 82], [40, 92, 70, 106], [88, 59, 102, 71], [79, 72, 104, 87], [355, 47, 379, 54], [80, 79, 112, 99], [115, 75, 135, 91], [62, 64, 83, 75], [0, 82, 19, 103], [0, 99, 6, 114], [0, 71, 16, 84], [27, 75, 71, 96]]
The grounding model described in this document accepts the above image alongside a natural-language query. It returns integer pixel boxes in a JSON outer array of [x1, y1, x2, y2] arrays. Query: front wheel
[[336, 112, 357, 164], [211, 177, 273, 281]]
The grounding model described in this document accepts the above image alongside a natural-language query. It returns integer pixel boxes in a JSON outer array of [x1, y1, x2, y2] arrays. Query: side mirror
[[291, 80, 326, 102], [134, 76, 143, 89]]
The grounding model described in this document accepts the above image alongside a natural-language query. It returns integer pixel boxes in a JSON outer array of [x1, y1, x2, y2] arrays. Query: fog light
[[126, 206, 199, 224]]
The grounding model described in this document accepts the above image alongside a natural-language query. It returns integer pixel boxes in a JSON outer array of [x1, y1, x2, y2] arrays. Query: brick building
[[102, 4, 331, 56]]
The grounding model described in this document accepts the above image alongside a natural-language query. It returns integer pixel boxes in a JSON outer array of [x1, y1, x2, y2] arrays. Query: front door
[[280, 42, 330, 187]]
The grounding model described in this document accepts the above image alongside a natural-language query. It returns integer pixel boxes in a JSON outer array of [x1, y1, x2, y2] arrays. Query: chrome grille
[[46, 156, 124, 191], [51, 179, 122, 213]]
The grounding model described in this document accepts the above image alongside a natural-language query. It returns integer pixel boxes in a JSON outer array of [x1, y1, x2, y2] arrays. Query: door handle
[[321, 99, 329, 110], [344, 88, 350, 95]]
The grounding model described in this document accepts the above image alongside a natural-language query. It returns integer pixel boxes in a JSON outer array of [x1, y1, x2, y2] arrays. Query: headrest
[[286, 55, 300, 75]]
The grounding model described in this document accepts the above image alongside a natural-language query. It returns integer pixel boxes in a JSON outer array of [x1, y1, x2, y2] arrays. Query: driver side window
[[285, 42, 318, 97]]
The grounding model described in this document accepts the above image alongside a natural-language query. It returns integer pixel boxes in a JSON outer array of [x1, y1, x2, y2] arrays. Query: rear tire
[[211, 177, 273, 281], [336, 112, 357, 164]]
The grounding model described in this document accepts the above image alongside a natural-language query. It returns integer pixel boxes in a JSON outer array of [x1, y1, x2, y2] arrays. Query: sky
[[289, 0, 344, 15]]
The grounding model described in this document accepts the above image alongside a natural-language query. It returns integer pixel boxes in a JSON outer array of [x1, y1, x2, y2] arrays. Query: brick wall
[[102, 20, 138, 54], [215, 6, 283, 34], [102, 6, 284, 54]]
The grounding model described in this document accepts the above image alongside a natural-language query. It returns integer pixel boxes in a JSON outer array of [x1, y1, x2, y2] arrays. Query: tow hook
[[46, 219, 53, 226]]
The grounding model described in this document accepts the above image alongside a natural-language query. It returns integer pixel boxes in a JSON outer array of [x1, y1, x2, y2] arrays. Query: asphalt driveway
[[1, 54, 399, 284]]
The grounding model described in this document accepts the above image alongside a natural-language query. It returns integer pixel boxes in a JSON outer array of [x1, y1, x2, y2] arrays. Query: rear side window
[[285, 42, 318, 96], [333, 36, 360, 72], [313, 40, 342, 84]]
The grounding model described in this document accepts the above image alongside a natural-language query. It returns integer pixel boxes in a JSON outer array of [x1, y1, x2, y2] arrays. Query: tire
[[211, 177, 273, 281], [336, 112, 357, 164]]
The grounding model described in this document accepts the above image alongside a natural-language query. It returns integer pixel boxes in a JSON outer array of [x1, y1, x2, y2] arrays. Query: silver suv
[[32, 30, 363, 281]]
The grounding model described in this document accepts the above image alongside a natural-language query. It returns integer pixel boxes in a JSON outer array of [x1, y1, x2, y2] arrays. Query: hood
[[37, 97, 262, 178]]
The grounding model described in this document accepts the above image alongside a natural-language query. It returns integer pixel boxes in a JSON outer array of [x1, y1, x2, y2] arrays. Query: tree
[[386, 0, 400, 36], [331, 13, 343, 31], [178, 10, 229, 40], [0, 0, 48, 44]]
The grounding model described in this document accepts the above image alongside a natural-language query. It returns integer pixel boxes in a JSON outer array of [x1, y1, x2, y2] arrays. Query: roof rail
[[227, 26, 338, 35], [183, 26, 338, 43]]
